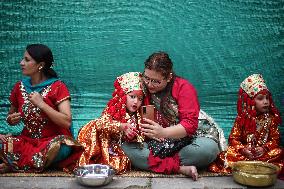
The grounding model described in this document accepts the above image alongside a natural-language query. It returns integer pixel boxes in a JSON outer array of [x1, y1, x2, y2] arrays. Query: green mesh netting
[[0, 0, 283, 144]]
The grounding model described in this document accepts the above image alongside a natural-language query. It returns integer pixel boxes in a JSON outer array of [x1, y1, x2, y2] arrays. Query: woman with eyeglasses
[[122, 52, 224, 180]]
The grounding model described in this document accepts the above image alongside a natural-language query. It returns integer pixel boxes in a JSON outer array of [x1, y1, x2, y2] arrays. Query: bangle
[[6, 115, 11, 124]]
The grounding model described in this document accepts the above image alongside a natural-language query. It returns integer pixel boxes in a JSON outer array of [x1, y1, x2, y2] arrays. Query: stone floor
[[0, 176, 284, 189]]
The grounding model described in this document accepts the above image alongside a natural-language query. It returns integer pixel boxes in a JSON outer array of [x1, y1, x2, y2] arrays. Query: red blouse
[[9, 80, 72, 138], [172, 77, 200, 136]]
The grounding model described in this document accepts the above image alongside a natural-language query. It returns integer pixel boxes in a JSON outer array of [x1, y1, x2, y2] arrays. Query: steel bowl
[[232, 161, 279, 187], [74, 164, 116, 186]]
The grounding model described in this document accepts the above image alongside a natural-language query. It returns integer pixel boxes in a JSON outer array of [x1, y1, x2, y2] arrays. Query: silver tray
[[74, 164, 116, 186]]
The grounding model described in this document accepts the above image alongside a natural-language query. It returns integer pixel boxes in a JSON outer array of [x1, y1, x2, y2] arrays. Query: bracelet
[[6, 115, 11, 124]]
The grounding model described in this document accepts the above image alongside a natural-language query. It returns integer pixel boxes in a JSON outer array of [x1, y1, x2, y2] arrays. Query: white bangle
[[6, 115, 11, 124]]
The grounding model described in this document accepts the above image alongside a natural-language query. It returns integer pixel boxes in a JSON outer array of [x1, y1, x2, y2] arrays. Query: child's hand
[[240, 147, 254, 160], [120, 123, 138, 140], [6, 112, 22, 125], [253, 146, 265, 158]]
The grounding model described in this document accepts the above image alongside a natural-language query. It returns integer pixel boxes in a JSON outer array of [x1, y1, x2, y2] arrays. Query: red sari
[[0, 80, 82, 172]]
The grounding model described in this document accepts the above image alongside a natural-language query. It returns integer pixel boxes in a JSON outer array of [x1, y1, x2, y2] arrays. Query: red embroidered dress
[[209, 113, 283, 173], [77, 72, 144, 174], [209, 74, 283, 173], [0, 80, 81, 172], [77, 110, 140, 174]]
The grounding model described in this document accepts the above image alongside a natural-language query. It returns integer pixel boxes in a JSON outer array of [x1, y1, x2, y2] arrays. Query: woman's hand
[[6, 112, 21, 125], [0, 134, 7, 142], [28, 93, 72, 129], [28, 92, 45, 109], [141, 118, 165, 142], [121, 123, 138, 140], [0, 134, 11, 142]]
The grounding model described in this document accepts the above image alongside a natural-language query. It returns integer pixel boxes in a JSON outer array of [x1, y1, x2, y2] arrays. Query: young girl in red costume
[[209, 74, 283, 173], [77, 72, 145, 174]]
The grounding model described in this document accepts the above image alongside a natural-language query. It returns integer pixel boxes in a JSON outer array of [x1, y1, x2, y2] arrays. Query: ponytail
[[43, 67, 58, 78]]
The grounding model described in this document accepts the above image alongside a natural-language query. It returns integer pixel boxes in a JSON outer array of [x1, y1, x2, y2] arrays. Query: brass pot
[[232, 161, 280, 187]]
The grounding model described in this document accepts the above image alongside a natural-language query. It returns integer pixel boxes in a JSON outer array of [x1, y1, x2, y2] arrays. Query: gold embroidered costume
[[77, 72, 144, 174], [209, 74, 283, 173]]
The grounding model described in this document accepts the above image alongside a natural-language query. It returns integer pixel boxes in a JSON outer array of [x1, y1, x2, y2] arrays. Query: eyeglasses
[[142, 73, 164, 86]]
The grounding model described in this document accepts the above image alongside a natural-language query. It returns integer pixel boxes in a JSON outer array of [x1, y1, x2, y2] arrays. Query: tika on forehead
[[117, 72, 143, 94], [240, 74, 268, 98]]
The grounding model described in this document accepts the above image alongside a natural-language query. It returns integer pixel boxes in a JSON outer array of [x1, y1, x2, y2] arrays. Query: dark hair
[[144, 51, 178, 120], [26, 44, 58, 78], [144, 51, 174, 79]]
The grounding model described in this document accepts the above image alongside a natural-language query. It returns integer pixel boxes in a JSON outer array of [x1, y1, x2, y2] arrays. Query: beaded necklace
[[256, 113, 270, 146], [20, 82, 51, 138]]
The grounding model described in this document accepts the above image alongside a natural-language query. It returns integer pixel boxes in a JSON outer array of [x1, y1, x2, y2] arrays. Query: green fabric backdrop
[[0, 0, 283, 144]]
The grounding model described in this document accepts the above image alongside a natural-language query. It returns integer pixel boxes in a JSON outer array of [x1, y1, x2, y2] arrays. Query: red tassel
[[237, 88, 243, 115]]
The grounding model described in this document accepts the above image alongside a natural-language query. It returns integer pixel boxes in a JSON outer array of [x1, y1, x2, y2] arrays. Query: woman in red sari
[[209, 74, 283, 173], [0, 44, 82, 173]]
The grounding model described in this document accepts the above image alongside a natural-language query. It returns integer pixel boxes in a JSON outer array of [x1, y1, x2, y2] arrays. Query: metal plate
[[74, 164, 116, 186]]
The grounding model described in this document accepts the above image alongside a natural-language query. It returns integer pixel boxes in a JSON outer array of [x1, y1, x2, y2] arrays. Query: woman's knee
[[122, 143, 147, 157], [179, 137, 219, 168], [197, 137, 220, 156], [121, 142, 150, 170]]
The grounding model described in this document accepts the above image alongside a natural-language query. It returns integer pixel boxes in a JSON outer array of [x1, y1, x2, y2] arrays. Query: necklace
[[256, 113, 270, 146]]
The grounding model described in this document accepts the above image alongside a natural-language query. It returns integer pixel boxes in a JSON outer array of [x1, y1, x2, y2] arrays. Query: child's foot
[[0, 163, 10, 173], [179, 165, 198, 181]]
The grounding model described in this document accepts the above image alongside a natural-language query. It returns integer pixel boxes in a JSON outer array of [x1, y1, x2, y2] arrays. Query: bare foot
[[179, 165, 198, 181], [0, 163, 10, 173]]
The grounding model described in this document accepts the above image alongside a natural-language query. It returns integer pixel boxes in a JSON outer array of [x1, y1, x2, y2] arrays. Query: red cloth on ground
[[148, 150, 180, 174]]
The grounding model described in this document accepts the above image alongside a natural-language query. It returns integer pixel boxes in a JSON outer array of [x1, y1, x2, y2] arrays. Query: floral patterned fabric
[[77, 110, 142, 174]]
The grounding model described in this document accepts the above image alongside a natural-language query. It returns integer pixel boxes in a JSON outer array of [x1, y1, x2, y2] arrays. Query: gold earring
[[39, 66, 43, 72], [167, 73, 173, 82]]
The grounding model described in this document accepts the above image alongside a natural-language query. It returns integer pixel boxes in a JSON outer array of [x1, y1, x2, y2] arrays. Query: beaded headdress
[[117, 72, 143, 94], [106, 72, 143, 122], [240, 74, 268, 98]]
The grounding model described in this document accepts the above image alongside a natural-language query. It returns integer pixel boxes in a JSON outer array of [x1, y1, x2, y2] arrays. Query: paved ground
[[0, 176, 284, 189]]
